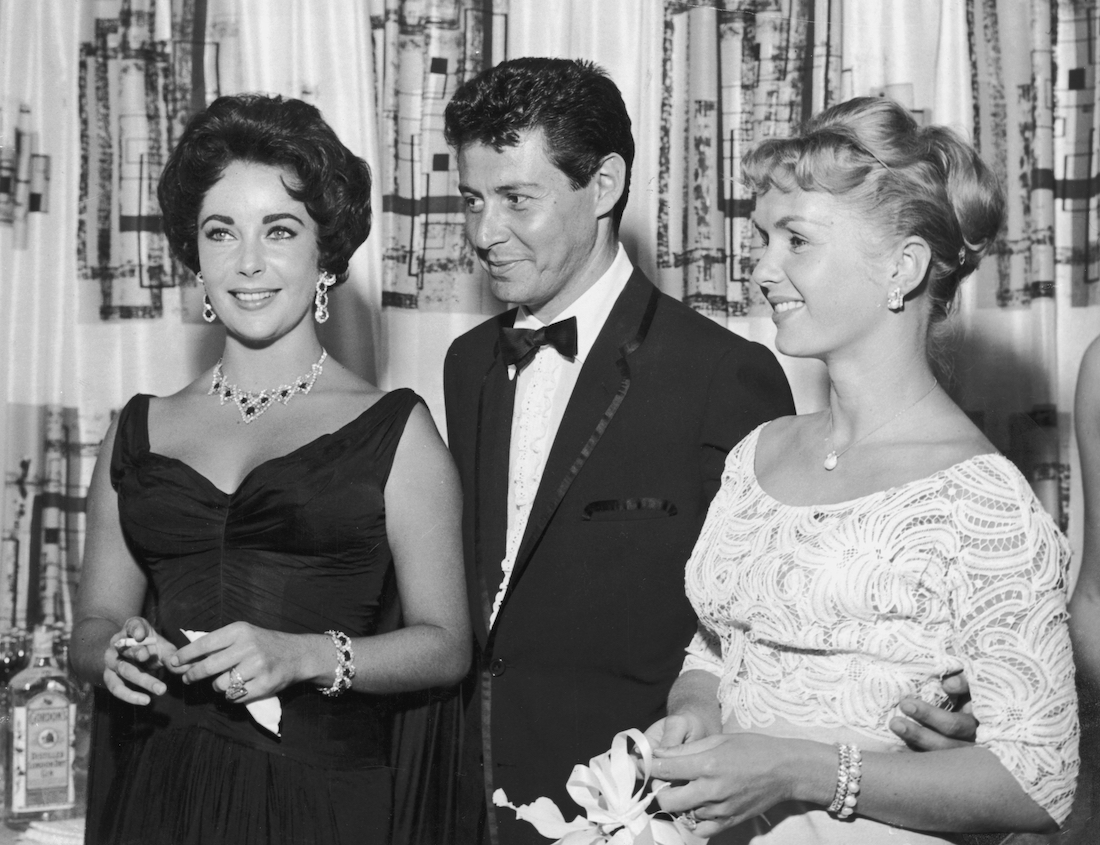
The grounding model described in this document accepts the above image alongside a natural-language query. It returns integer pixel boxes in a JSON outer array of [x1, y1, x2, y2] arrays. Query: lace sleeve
[[949, 459, 1079, 825], [681, 624, 724, 677]]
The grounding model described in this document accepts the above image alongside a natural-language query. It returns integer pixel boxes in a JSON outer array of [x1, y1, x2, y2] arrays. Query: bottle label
[[10, 692, 75, 814]]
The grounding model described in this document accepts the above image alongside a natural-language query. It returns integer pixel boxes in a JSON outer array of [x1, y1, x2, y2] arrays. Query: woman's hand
[[650, 733, 821, 838], [645, 710, 714, 750], [102, 617, 176, 705], [167, 622, 319, 703]]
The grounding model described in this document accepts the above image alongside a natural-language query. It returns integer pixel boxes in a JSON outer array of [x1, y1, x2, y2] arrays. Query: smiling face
[[197, 160, 320, 344], [750, 187, 894, 362], [457, 129, 618, 322]]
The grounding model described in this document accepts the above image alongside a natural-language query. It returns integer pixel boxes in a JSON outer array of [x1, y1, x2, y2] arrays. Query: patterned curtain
[[373, 0, 506, 422], [954, 0, 1097, 547], [658, 0, 812, 320], [656, 0, 827, 405], [2, 0, 110, 639], [79, 0, 186, 322], [2, 0, 205, 646], [656, 0, 1098, 559]]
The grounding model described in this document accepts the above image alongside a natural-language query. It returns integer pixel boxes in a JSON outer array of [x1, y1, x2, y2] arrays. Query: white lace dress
[[683, 424, 1079, 844]]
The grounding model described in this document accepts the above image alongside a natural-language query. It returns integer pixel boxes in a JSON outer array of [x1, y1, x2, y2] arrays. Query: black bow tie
[[499, 317, 579, 372]]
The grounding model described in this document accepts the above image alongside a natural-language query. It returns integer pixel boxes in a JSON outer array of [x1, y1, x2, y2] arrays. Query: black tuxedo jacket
[[443, 269, 794, 845]]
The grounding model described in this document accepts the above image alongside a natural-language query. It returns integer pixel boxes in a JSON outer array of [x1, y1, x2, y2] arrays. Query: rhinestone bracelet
[[319, 630, 356, 697], [827, 743, 862, 819]]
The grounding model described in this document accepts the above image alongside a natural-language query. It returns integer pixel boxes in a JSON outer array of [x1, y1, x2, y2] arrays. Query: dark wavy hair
[[443, 57, 634, 231], [742, 96, 1005, 342], [158, 94, 372, 284]]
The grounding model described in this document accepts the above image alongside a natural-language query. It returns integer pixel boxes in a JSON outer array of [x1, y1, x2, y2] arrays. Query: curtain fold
[[657, 1, 811, 317], [2, 0, 94, 633], [372, 0, 506, 423]]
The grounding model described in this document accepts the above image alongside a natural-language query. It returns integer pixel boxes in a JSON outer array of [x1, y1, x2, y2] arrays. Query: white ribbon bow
[[494, 728, 696, 844]]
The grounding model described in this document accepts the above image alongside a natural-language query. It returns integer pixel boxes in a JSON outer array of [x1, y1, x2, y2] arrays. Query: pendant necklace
[[209, 349, 328, 424], [823, 378, 939, 471]]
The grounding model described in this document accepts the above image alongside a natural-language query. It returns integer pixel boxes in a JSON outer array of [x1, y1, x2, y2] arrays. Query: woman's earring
[[197, 273, 217, 323], [315, 271, 335, 323], [887, 287, 905, 312]]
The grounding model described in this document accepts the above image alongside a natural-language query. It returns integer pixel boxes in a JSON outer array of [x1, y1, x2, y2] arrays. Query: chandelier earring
[[886, 287, 905, 312], [315, 271, 335, 324], [197, 273, 217, 323]]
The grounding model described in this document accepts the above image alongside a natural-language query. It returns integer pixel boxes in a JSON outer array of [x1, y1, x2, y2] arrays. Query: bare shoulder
[[1077, 335, 1100, 419], [388, 400, 456, 496], [1083, 333, 1100, 370], [145, 372, 215, 425], [301, 355, 374, 393], [928, 401, 997, 467], [863, 398, 996, 491], [315, 359, 390, 417], [753, 413, 816, 473], [320, 363, 437, 450], [395, 400, 443, 445]]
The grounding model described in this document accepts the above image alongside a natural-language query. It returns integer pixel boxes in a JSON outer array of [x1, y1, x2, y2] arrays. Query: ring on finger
[[225, 667, 248, 701], [679, 809, 699, 831]]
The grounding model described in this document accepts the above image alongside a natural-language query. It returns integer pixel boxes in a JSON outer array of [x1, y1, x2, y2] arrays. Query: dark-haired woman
[[648, 97, 1078, 844], [71, 94, 470, 845]]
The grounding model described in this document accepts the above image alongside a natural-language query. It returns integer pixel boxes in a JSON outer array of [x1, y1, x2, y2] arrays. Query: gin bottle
[[5, 625, 78, 829]]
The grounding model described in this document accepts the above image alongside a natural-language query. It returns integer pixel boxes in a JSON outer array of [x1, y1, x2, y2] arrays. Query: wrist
[[298, 633, 334, 686], [785, 740, 841, 807]]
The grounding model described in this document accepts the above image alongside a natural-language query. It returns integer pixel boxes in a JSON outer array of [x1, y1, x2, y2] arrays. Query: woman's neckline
[[138, 389, 407, 497], [748, 424, 1003, 510]]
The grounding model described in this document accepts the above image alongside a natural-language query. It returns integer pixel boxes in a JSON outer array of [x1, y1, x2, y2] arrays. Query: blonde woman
[[649, 97, 1077, 844]]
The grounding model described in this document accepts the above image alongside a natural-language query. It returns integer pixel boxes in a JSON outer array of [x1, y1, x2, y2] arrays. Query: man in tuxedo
[[441, 57, 796, 845]]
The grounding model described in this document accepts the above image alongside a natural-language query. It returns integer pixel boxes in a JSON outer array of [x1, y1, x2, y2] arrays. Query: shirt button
[[489, 658, 507, 677]]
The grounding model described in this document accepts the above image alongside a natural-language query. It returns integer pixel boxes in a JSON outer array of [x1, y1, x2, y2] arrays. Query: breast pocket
[[581, 498, 678, 521]]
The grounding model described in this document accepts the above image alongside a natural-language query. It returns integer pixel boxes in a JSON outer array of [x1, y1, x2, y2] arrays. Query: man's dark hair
[[444, 57, 634, 230], [158, 94, 372, 284]]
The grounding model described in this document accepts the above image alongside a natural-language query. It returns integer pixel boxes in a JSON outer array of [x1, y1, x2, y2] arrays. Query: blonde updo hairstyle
[[742, 97, 1005, 352]]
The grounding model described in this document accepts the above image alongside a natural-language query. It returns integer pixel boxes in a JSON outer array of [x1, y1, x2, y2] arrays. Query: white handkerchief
[[181, 629, 282, 737]]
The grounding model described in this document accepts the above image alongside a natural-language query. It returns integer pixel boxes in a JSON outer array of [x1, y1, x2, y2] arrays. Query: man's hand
[[889, 675, 978, 750]]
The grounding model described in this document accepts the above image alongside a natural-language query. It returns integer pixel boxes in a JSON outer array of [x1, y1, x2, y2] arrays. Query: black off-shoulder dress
[[94, 389, 423, 845]]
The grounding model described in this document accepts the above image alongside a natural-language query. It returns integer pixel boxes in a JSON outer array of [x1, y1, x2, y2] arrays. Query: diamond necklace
[[823, 378, 939, 471], [209, 349, 328, 424]]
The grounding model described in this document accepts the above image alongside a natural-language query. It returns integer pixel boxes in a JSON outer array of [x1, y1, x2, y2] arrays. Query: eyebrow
[[774, 215, 811, 228], [199, 213, 305, 227], [263, 213, 305, 225], [751, 214, 823, 231], [494, 182, 540, 193], [457, 182, 541, 195]]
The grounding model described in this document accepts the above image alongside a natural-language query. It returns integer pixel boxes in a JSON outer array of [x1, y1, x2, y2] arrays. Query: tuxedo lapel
[[487, 273, 661, 640], [472, 325, 517, 644]]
